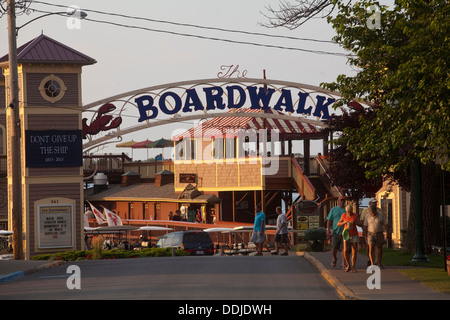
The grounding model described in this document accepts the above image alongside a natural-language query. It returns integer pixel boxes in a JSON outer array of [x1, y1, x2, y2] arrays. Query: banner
[[87, 201, 107, 225], [103, 206, 123, 226]]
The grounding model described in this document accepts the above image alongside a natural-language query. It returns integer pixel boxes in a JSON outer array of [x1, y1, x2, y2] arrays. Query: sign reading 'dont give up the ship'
[[135, 85, 335, 122]]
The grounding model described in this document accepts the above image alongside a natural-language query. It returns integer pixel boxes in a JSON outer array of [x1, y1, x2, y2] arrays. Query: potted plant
[[304, 227, 327, 252]]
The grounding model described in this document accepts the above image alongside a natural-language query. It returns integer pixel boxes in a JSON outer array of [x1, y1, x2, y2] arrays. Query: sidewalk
[[0, 255, 66, 282], [303, 251, 450, 300]]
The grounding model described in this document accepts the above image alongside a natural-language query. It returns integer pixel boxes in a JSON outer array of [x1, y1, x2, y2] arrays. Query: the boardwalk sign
[[81, 78, 347, 151]]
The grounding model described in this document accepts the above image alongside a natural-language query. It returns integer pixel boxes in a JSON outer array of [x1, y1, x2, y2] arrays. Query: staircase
[[286, 157, 342, 221], [308, 176, 331, 203]]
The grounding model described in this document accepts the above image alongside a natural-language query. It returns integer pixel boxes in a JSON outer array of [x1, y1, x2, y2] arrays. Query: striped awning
[[173, 108, 323, 141]]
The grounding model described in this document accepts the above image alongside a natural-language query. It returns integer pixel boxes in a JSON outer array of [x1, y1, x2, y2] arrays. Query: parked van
[[156, 230, 215, 255]]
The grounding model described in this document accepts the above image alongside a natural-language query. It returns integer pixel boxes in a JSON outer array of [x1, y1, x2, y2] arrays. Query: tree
[[322, 104, 370, 202], [263, 0, 450, 253], [323, 0, 449, 253]]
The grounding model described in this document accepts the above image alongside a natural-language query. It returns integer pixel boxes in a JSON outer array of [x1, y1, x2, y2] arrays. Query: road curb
[[0, 260, 66, 282], [0, 271, 25, 283], [298, 252, 361, 300]]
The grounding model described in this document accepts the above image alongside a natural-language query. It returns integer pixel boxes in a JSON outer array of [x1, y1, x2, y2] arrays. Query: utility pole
[[6, 0, 23, 260]]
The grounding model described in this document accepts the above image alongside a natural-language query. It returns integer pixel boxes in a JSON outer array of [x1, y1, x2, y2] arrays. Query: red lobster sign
[[82, 103, 122, 139]]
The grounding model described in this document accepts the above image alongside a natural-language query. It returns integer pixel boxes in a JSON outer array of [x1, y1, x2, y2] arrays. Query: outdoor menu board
[[38, 204, 73, 248], [295, 200, 320, 237]]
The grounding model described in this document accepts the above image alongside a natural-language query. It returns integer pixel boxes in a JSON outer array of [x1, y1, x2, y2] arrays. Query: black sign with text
[[25, 130, 82, 168]]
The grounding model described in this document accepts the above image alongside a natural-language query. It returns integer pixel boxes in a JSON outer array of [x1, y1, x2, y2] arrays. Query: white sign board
[[38, 204, 73, 248]]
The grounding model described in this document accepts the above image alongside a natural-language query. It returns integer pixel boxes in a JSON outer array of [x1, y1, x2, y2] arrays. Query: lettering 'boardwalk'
[[136, 85, 335, 121]]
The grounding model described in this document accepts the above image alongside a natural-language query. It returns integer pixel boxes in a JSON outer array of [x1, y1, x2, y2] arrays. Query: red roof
[[0, 34, 96, 65], [173, 108, 322, 141]]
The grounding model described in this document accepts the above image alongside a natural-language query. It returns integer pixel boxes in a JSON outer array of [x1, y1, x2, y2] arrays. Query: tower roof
[[0, 34, 96, 65]]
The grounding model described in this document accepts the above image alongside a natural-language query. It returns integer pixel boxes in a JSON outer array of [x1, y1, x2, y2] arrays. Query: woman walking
[[337, 205, 359, 272]]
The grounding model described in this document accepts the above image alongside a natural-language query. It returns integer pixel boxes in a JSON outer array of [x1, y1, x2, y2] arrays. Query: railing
[[315, 156, 342, 198], [83, 153, 131, 179], [290, 157, 316, 201]]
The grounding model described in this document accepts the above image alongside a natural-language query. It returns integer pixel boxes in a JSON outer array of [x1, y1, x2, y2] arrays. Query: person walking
[[251, 204, 266, 256], [360, 198, 383, 265], [364, 201, 388, 268], [337, 204, 360, 272], [326, 196, 346, 268], [273, 206, 289, 255]]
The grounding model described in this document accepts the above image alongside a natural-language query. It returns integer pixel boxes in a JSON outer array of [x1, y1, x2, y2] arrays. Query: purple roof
[[0, 34, 96, 65]]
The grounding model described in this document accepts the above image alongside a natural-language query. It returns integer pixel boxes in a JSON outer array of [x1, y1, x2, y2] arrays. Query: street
[[0, 255, 339, 300]]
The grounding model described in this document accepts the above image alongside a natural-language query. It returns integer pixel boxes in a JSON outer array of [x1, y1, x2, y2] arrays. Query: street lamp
[[5, 0, 87, 259], [16, 8, 88, 34]]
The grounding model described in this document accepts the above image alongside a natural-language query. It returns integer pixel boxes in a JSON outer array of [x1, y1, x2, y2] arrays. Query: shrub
[[31, 247, 190, 261], [304, 227, 326, 241], [304, 227, 326, 252]]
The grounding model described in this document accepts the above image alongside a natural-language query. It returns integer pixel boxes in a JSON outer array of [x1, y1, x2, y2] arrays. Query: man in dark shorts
[[326, 197, 346, 268], [273, 206, 290, 255]]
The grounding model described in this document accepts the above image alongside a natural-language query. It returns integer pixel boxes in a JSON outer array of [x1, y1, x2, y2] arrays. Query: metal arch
[[82, 78, 341, 111], [83, 111, 330, 151], [82, 78, 342, 151]]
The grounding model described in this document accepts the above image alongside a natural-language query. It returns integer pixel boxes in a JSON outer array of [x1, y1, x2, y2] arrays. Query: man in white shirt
[[273, 206, 290, 255], [363, 200, 388, 268]]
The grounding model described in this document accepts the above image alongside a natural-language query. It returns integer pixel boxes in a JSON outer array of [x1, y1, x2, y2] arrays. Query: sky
[[0, 0, 356, 160]]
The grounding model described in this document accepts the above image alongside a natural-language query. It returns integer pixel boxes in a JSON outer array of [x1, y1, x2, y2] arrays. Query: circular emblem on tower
[[39, 74, 67, 103]]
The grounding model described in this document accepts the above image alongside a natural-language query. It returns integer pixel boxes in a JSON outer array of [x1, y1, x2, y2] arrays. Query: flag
[[103, 206, 123, 226], [87, 201, 107, 225]]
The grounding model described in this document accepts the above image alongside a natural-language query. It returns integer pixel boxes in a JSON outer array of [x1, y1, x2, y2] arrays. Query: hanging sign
[[135, 85, 335, 122]]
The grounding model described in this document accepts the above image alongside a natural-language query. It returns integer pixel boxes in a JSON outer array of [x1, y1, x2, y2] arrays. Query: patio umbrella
[[138, 226, 173, 247], [203, 227, 233, 250], [131, 139, 153, 159], [147, 138, 173, 159], [131, 139, 153, 148], [147, 138, 173, 148], [139, 226, 173, 231], [116, 139, 138, 158]]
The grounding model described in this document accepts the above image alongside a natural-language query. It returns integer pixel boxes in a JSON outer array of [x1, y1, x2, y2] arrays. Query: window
[[38, 74, 67, 103], [43, 80, 61, 98], [175, 139, 196, 160], [225, 138, 237, 159], [185, 139, 196, 160], [212, 138, 223, 159]]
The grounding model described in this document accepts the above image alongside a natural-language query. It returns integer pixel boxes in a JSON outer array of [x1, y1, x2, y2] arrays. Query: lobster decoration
[[82, 103, 122, 139]]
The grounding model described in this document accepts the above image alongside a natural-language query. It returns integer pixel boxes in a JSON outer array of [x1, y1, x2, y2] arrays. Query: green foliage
[[31, 248, 189, 261], [322, 0, 450, 177], [304, 228, 326, 252], [304, 228, 327, 241]]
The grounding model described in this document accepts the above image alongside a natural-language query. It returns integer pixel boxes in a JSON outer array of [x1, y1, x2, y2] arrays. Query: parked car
[[156, 230, 215, 255]]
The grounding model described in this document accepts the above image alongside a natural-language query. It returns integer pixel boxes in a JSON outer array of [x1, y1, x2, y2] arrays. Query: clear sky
[[1, 0, 356, 159]]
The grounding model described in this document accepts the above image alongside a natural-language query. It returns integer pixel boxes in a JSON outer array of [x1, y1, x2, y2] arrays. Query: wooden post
[[7, 0, 23, 260]]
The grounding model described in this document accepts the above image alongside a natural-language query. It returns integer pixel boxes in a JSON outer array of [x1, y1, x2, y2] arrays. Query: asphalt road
[[0, 255, 340, 300]]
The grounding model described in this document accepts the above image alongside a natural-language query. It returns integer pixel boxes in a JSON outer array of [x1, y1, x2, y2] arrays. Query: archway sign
[[81, 78, 360, 152]]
